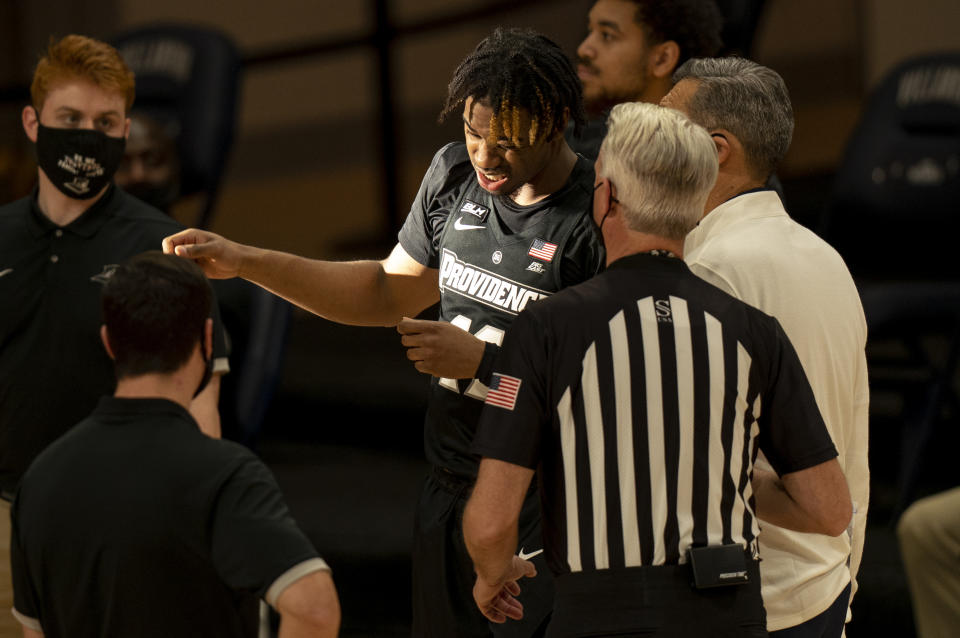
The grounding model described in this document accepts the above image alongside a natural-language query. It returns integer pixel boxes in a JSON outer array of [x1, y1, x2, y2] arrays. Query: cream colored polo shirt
[[684, 190, 870, 631]]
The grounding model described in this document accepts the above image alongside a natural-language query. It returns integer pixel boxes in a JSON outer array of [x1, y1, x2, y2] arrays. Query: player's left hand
[[473, 556, 536, 623], [397, 317, 485, 378]]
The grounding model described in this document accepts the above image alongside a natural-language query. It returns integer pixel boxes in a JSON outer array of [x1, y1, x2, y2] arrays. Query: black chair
[[820, 52, 960, 520], [113, 24, 241, 229]]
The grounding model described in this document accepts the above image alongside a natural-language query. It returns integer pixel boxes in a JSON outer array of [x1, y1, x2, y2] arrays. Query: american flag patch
[[528, 238, 557, 262], [485, 373, 522, 410]]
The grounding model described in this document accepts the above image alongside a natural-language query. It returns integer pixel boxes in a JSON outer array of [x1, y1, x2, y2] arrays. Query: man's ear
[[100, 325, 116, 360], [648, 40, 681, 80], [22, 105, 39, 143], [712, 131, 733, 167]]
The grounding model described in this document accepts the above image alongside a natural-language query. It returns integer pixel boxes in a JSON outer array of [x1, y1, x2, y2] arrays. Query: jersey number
[[439, 315, 504, 400]]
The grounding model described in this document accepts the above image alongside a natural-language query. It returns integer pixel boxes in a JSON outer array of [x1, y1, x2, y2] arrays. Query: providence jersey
[[399, 142, 605, 477]]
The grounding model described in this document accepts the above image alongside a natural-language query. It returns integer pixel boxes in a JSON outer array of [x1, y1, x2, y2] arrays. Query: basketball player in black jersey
[[163, 28, 604, 637]]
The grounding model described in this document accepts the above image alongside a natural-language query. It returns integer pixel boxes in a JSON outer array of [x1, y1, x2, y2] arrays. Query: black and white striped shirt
[[472, 253, 837, 577]]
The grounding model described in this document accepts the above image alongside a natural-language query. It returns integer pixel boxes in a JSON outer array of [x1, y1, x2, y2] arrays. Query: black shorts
[[547, 559, 767, 638], [411, 466, 554, 638]]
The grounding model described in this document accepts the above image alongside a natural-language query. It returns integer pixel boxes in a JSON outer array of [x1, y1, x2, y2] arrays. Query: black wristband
[[474, 341, 500, 385]]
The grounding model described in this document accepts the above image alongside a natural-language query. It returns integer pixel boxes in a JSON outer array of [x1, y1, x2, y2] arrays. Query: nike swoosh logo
[[454, 216, 485, 230], [518, 547, 543, 561], [0, 268, 12, 278]]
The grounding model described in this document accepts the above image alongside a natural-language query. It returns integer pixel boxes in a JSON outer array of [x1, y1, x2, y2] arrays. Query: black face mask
[[35, 121, 125, 200]]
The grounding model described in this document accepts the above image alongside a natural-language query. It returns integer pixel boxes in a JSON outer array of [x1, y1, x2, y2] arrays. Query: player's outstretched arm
[[163, 229, 440, 326], [753, 459, 853, 536]]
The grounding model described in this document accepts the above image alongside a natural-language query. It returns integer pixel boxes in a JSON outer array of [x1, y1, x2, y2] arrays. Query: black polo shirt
[[0, 185, 228, 496], [11, 396, 324, 637]]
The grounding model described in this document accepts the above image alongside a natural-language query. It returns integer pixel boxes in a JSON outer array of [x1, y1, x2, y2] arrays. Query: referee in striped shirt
[[463, 102, 852, 638]]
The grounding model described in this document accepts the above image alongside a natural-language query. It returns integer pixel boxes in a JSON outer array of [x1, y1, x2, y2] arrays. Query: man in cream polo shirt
[[663, 58, 869, 637]]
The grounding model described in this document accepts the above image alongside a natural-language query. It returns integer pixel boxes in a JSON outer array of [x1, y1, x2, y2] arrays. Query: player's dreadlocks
[[440, 27, 586, 147]]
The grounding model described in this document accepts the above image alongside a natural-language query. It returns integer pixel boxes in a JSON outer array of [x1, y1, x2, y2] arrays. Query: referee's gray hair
[[672, 57, 794, 181], [598, 102, 717, 239]]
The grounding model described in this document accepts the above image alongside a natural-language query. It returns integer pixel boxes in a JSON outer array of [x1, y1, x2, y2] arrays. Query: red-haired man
[[0, 35, 229, 634]]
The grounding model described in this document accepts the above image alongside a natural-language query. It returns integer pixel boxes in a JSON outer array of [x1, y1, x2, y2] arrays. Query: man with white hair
[[462, 102, 852, 637]]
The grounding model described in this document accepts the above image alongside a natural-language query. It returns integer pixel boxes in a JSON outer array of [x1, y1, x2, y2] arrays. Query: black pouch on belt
[[687, 544, 750, 589]]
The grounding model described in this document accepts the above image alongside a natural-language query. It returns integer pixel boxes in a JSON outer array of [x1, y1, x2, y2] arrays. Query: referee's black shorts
[[548, 558, 767, 638]]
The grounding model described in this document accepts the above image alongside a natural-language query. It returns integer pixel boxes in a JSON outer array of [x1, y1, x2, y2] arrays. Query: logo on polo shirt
[[91, 264, 120, 284], [525, 262, 545, 274]]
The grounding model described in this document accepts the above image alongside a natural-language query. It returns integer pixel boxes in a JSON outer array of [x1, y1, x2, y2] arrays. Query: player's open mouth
[[477, 171, 508, 191]]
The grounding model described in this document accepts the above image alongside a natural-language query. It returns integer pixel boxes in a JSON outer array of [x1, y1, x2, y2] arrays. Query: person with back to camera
[[10, 251, 340, 638]]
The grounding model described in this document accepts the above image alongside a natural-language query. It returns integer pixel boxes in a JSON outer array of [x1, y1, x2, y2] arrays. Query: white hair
[[598, 102, 717, 239]]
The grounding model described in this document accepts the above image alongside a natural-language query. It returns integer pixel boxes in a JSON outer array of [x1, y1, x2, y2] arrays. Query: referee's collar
[[608, 250, 687, 272], [27, 183, 118, 240]]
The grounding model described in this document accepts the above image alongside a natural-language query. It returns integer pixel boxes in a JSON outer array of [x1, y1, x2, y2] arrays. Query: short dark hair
[[630, 0, 723, 66], [440, 27, 586, 141], [101, 251, 211, 379]]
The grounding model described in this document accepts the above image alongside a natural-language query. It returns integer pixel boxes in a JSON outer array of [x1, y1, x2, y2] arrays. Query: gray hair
[[673, 57, 794, 180], [598, 102, 717, 239]]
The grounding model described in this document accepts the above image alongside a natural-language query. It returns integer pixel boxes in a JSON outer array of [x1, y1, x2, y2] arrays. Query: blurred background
[[1, 0, 959, 635]]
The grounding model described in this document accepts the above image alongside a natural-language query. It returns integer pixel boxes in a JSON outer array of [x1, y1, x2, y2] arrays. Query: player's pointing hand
[[162, 228, 247, 279]]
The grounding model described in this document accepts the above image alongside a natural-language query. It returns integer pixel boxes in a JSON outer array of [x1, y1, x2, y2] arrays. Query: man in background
[[570, 0, 724, 157]]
